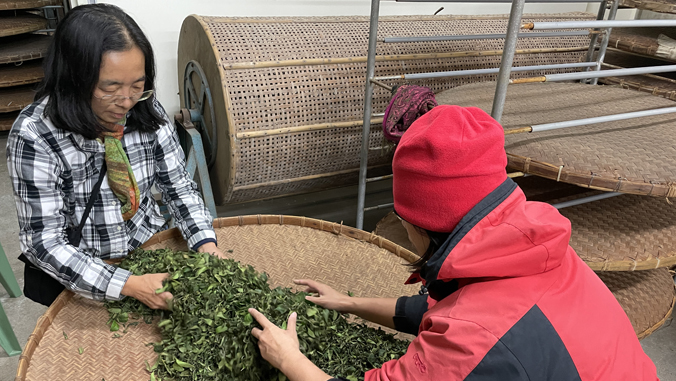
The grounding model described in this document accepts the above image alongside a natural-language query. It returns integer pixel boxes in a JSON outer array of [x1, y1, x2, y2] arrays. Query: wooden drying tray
[[0, 34, 50, 64], [436, 81, 676, 199], [619, 0, 676, 14], [0, 60, 43, 88], [0, 13, 47, 37]]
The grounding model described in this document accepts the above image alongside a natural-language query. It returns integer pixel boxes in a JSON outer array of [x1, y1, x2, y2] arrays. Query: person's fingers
[[294, 279, 320, 293], [251, 327, 263, 339], [160, 272, 170, 280], [305, 295, 321, 304], [286, 312, 297, 335], [248, 308, 272, 328], [157, 291, 173, 301]]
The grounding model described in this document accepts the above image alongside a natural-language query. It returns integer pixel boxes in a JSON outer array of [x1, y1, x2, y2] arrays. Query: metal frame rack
[[355, 0, 676, 229]]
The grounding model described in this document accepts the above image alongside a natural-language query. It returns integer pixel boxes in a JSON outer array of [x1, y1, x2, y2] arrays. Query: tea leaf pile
[[105, 249, 410, 380]]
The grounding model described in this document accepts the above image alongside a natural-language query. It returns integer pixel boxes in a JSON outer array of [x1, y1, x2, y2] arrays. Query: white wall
[[74, 0, 593, 114]]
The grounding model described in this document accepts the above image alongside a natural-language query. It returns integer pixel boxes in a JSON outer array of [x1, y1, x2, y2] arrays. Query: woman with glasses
[[6, 4, 224, 309], [248, 105, 658, 381]]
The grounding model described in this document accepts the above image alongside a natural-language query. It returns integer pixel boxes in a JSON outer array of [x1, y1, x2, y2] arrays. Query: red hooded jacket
[[365, 179, 658, 381]]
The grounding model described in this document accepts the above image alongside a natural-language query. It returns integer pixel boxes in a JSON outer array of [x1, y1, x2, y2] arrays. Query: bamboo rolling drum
[[16, 216, 419, 381], [177, 13, 594, 205]]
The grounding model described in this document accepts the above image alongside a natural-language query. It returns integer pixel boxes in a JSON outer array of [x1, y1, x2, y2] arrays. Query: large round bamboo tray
[[0, 110, 18, 131], [177, 13, 593, 205], [619, 0, 676, 14], [0, 34, 50, 64], [16, 216, 419, 381], [0, 13, 47, 37], [436, 82, 676, 198], [0, 60, 43, 88], [608, 28, 676, 61], [597, 269, 675, 339], [0, 85, 35, 112]]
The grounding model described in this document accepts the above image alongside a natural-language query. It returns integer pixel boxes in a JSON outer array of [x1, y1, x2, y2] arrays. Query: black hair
[[35, 3, 163, 139], [393, 209, 451, 272], [409, 229, 450, 273]]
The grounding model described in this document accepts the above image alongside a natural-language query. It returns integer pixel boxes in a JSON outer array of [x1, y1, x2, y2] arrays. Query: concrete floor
[[1, 132, 675, 380]]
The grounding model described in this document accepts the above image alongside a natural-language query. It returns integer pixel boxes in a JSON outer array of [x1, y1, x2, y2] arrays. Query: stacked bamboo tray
[[600, 0, 676, 100], [0, 0, 59, 131]]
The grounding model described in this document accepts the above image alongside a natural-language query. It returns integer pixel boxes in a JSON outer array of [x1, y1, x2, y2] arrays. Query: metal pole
[[364, 203, 395, 212], [530, 106, 676, 132], [373, 62, 596, 81], [591, 0, 619, 85], [535, 64, 676, 82], [525, 19, 676, 29], [491, 0, 527, 122], [383, 31, 591, 43], [583, 0, 607, 80], [357, 0, 381, 230], [552, 192, 622, 209]]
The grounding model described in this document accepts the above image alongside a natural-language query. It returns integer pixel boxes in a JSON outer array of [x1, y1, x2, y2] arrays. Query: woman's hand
[[197, 241, 227, 259], [121, 273, 173, 310], [293, 279, 351, 312], [249, 308, 304, 370]]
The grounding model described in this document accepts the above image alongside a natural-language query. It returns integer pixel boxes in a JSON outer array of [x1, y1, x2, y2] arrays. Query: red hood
[[413, 181, 572, 289]]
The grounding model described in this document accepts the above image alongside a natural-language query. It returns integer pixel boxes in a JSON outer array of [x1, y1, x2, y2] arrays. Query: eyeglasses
[[94, 90, 154, 105]]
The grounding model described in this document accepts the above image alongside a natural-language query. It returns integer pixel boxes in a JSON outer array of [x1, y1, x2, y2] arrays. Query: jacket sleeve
[[365, 314, 527, 381], [7, 125, 130, 300], [393, 294, 429, 335], [151, 102, 216, 250]]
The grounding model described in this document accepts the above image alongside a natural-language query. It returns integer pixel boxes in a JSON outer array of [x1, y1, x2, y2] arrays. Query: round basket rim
[[15, 215, 418, 380]]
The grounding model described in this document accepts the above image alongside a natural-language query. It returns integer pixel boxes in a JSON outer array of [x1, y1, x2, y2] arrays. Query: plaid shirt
[[6, 97, 216, 301]]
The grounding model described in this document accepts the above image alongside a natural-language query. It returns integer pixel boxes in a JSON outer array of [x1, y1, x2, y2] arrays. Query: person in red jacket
[[248, 105, 659, 381]]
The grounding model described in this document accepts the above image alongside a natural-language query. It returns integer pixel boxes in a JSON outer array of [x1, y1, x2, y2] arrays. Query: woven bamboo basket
[[16, 215, 419, 381], [177, 13, 593, 205], [619, 0, 676, 14], [0, 34, 50, 64], [0, 13, 47, 37], [608, 27, 676, 61], [0, 110, 18, 131], [436, 82, 676, 198], [0, 85, 35, 113], [0, 60, 43, 88], [597, 269, 675, 340]]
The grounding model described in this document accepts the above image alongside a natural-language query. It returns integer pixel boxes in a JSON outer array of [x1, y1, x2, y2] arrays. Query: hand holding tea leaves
[[197, 241, 227, 259], [295, 279, 399, 330], [249, 308, 333, 381], [121, 273, 173, 310], [294, 279, 351, 311]]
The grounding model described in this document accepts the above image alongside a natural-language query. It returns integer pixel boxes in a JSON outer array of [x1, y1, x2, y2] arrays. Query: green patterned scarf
[[100, 118, 140, 221]]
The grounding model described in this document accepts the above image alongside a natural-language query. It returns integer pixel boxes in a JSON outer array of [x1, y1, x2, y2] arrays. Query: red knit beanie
[[393, 105, 507, 233]]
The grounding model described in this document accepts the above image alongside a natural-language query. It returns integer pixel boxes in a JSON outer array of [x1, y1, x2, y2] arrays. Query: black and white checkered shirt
[[6, 97, 216, 301]]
